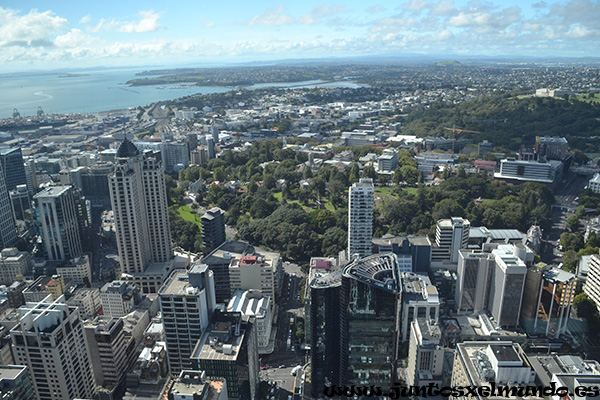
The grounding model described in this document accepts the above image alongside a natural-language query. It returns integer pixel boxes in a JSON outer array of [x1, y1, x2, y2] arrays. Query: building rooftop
[[159, 270, 198, 296], [543, 267, 576, 283], [192, 326, 245, 362], [343, 253, 400, 294], [203, 240, 254, 265], [489, 344, 522, 363], [33, 185, 71, 199], [309, 269, 342, 289], [0, 365, 26, 380], [469, 227, 524, 241]]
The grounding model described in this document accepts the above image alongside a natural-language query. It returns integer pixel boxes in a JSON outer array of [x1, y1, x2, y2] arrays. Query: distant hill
[[434, 60, 462, 67]]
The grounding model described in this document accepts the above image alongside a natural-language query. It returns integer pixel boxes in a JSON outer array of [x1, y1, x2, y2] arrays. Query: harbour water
[[0, 67, 361, 119], [0, 68, 230, 119]]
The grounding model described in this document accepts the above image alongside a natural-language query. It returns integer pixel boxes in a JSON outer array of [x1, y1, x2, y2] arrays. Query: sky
[[0, 0, 599, 73]]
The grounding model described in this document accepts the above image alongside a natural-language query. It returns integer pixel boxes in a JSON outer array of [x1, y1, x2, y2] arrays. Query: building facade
[[432, 217, 470, 265], [34, 186, 82, 262], [455, 251, 494, 312], [339, 253, 401, 389], [108, 139, 173, 292], [159, 264, 216, 374], [489, 246, 527, 328], [406, 319, 444, 387], [9, 295, 96, 400], [84, 317, 136, 392], [201, 207, 226, 253]]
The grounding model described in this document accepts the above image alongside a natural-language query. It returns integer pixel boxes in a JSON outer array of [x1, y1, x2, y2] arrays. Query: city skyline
[[1, 0, 599, 73]]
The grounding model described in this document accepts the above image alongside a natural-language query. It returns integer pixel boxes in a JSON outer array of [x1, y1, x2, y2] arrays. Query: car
[[261, 366, 267, 370], [278, 365, 285, 368]]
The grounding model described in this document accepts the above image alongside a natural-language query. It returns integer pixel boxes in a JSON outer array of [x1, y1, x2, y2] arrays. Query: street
[[260, 263, 307, 399]]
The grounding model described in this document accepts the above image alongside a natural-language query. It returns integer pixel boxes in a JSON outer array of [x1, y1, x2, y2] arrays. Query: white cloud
[[79, 14, 91, 25], [90, 18, 120, 33], [368, 5, 385, 14], [565, 24, 598, 38], [0, 7, 68, 47], [298, 5, 346, 25], [54, 29, 92, 48], [403, 0, 427, 12], [430, 0, 456, 16], [248, 5, 293, 26], [119, 10, 162, 33]]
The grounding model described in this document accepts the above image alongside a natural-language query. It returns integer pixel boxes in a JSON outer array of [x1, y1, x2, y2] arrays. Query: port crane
[[443, 125, 481, 153]]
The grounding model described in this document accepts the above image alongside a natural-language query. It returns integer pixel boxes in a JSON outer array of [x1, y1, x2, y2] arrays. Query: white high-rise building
[[34, 185, 82, 262], [109, 139, 173, 292], [432, 217, 470, 264], [347, 178, 374, 259], [10, 295, 96, 400], [489, 245, 527, 328], [159, 263, 216, 374], [584, 254, 600, 310]]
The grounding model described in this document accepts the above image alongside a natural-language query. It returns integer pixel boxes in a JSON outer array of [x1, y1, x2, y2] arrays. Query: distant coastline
[[59, 73, 89, 78]]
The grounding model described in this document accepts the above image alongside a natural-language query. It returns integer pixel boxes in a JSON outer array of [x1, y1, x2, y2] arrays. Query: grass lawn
[[177, 205, 202, 230], [273, 192, 283, 201], [375, 186, 394, 196], [404, 187, 418, 196], [577, 93, 600, 104], [323, 199, 336, 211]]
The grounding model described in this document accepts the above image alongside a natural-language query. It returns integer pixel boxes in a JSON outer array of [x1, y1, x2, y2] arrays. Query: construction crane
[[466, 118, 507, 147], [443, 125, 481, 153]]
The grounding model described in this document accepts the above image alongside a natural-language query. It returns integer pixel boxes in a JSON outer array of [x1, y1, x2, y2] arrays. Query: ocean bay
[[0, 68, 231, 119], [0, 67, 361, 119]]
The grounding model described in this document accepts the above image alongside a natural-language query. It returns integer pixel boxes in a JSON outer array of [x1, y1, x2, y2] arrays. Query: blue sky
[[0, 0, 599, 72]]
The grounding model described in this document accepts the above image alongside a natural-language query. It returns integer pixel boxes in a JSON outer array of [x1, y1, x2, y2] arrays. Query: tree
[[562, 250, 578, 273], [349, 163, 360, 184], [362, 165, 377, 180], [567, 215, 581, 233], [573, 293, 598, 320]]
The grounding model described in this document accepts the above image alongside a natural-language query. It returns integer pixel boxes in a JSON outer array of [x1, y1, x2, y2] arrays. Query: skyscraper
[[455, 250, 494, 312], [488, 245, 527, 328], [84, 317, 136, 395], [201, 207, 226, 252], [10, 295, 96, 400], [159, 263, 216, 374], [432, 217, 470, 264], [0, 161, 16, 250], [339, 253, 401, 389], [0, 147, 27, 191], [347, 178, 374, 259], [34, 185, 82, 262], [520, 266, 576, 339], [109, 139, 173, 292], [308, 268, 342, 397]]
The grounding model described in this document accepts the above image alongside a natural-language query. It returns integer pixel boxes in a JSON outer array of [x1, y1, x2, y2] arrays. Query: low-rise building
[[100, 280, 141, 318], [406, 318, 445, 387], [400, 272, 440, 342], [452, 341, 540, 399], [56, 254, 92, 286], [168, 370, 228, 400], [68, 288, 102, 320], [0, 248, 31, 285]]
